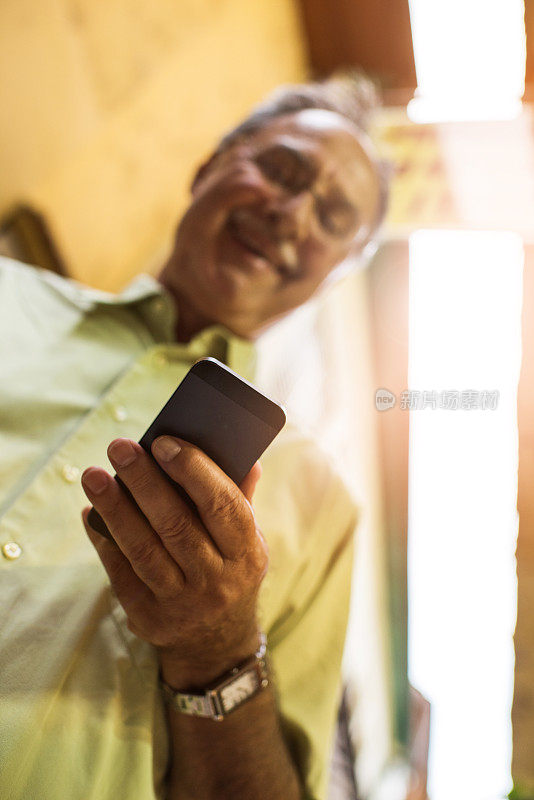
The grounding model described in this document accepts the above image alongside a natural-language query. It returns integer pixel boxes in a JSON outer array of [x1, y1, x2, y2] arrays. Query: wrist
[[160, 633, 269, 721], [158, 629, 263, 692]]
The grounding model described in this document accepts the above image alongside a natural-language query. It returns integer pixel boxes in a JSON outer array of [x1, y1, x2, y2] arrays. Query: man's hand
[[81, 436, 267, 689]]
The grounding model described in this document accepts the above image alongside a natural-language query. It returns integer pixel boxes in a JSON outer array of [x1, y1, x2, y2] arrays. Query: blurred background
[[1, 2, 533, 799]]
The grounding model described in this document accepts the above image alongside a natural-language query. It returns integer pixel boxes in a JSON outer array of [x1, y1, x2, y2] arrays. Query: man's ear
[[190, 152, 220, 194]]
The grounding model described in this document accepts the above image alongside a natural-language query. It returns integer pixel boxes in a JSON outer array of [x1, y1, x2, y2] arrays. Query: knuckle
[[253, 542, 269, 571], [126, 470, 153, 496], [258, 552, 269, 579], [209, 581, 237, 610], [156, 509, 189, 539], [157, 570, 184, 599], [208, 489, 242, 520], [156, 517, 195, 553], [243, 534, 269, 576], [128, 535, 160, 568]]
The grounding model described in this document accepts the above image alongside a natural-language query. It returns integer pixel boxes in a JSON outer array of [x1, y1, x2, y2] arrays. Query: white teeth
[[279, 242, 298, 272]]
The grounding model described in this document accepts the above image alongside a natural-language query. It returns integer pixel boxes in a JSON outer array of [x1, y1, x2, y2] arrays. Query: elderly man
[[0, 77, 384, 800]]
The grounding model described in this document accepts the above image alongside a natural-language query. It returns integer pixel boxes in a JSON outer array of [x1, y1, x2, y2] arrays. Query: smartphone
[[87, 357, 286, 540]]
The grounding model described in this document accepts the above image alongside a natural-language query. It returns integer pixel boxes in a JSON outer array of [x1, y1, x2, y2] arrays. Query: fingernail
[[153, 436, 181, 462], [82, 468, 108, 495], [108, 439, 137, 467]]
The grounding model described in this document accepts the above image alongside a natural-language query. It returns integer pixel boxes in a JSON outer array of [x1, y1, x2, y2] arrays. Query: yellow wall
[[0, 0, 308, 289]]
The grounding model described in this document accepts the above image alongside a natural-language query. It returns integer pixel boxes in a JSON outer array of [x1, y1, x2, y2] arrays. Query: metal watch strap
[[160, 633, 268, 721]]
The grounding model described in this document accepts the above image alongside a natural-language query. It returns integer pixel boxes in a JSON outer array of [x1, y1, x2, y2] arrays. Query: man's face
[[164, 109, 382, 339]]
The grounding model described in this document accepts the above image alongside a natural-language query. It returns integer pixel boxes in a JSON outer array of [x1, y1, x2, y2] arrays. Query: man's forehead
[[278, 107, 360, 135], [242, 110, 379, 193], [251, 107, 365, 149]]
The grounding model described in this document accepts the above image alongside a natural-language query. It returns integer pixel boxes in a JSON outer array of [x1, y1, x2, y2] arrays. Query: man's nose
[[264, 191, 313, 241]]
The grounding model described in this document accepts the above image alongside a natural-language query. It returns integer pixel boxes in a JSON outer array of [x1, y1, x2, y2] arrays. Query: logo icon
[[375, 388, 396, 411]]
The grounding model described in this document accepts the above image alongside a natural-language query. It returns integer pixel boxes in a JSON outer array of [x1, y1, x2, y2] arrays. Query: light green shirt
[[0, 257, 357, 800]]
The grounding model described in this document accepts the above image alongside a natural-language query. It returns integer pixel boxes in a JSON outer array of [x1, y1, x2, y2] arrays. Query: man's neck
[[156, 260, 264, 344], [171, 299, 213, 344], [156, 272, 213, 344]]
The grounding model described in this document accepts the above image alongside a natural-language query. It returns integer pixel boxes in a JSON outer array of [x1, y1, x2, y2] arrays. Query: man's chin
[[206, 257, 271, 305]]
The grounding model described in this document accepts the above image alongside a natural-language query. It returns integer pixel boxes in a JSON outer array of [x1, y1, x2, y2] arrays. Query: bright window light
[[408, 230, 522, 800], [407, 0, 526, 122]]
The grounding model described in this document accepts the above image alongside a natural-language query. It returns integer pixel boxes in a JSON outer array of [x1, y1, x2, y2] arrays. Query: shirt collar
[[41, 269, 257, 381], [183, 325, 257, 382]]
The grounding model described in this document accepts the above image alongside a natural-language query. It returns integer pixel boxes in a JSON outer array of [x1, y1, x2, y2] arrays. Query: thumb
[[239, 461, 262, 504]]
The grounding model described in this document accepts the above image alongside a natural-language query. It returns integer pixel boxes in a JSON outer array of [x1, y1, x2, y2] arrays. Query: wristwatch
[[160, 633, 269, 721]]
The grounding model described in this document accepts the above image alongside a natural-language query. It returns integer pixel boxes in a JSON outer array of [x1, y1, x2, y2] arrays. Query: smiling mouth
[[228, 219, 272, 265], [227, 217, 298, 279]]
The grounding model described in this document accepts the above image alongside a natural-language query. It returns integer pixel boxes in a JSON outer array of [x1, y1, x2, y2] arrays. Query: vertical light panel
[[408, 230, 522, 800], [407, 0, 525, 121]]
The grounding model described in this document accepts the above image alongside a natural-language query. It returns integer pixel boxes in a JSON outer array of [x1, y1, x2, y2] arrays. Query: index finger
[[150, 436, 258, 559]]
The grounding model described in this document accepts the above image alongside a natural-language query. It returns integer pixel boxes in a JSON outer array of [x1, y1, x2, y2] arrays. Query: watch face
[[220, 670, 260, 712]]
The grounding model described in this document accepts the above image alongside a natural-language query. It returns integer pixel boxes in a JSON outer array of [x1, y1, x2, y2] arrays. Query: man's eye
[[255, 149, 312, 194], [316, 199, 359, 238]]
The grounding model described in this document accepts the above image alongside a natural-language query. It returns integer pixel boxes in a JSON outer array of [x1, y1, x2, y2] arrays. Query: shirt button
[[153, 352, 168, 367], [111, 404, 128, 422], [2, 542, 22, 560], [61, 464, 80, 483]]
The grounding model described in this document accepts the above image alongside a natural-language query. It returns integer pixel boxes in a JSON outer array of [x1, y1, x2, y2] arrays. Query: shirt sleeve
[[265, 464, 358, 800]]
